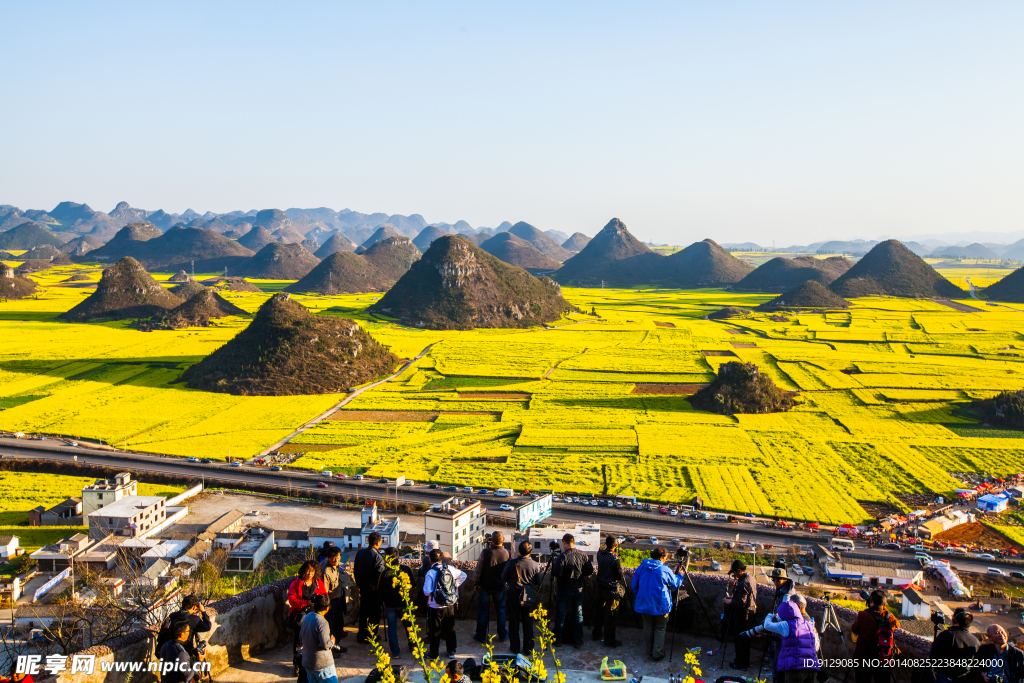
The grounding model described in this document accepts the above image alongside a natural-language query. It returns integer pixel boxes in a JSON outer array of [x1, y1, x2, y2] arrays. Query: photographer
[[158, 620, 194, 683], [725, 560, 758, 671], [851, 590, 900, 683], [760, 592, 820, 683], [551, 533, 594, 649], [592, 534, 625, 648], [474, 531, 510, 644], [300, 594, 338, 683], [354, 532, 386, 643], [631, 546, 684, 662], [978, 624, 1024, 683], [164, 595, 211, 665], [929, 608, 978, 683], [502, 540, 542, 655]]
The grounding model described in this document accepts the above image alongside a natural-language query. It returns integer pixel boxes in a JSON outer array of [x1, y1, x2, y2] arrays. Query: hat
[[424, 540, 439, 552], [770, 567, 789, 580], [729, 560, 746, 575], [322, 540, 336, 549]]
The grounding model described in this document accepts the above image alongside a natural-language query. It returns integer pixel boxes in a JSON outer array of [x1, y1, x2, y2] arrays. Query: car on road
[[672, 539, 684, 546], [649, 536, 659, 544], [626, 536, 637, 543], [335, 473, 347, 478], [745, 513, 755, 518], [499, 504, 514, 511], [714, 513, 728, 521], [710, 560, 721, 571], [445, 486, 458, 491], [616, 536, 625, 543], [1010, 571, 1024, 579], [352, 474, 364, 480], [271, 466, 282, 471], [682, 511, 691, 517], [188, 457, 199, 462], [316, 482, 328, 488], [477, 488, 489, 495], [977, 553, 996, 560], [880, 542, 900, 550], [228, 462, 241, 467], [988, 567, 1006, 576], [430, 484, 439, 489], [462, 487, 473, 493], [378, 478, 389, 483], [403, 480, 415, 486], [670, 508, 678, 516], [201, 458, 212, 463], [659, 507, 668, 514], [68, 441, 78, 447]]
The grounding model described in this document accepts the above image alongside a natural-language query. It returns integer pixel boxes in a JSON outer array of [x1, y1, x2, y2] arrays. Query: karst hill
[[179, 293, 397, 396], [828, 240, 965, 298], [734, 255, 853, 291], [287, 236, 420, 294], [758, 280, 851, 310], [60, 257, 182, 321], [480, 232, 562, 273], [369, 235, 573, 330]]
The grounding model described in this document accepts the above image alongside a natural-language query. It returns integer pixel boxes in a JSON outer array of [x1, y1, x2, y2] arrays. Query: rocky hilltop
[[315, 233, 357, 258], [982, 266, 1024, 303], [412, 225, 450, 252], [561, 232, 591, 253], [61, 257, 182, 321], [508, 222, 572, 261], [237, 225, 278, 252], [161, 289, 249, 328], [84, 224, 254, 272], [734, 255, 852, 291], [180, 293, 397, 396], [0, 222, 65, 250], [0, 263, 37, 299], [662, 239, 753, 286], [288, 236, 420, 294], [370, 235, 573, 330], [554, 218, 661, 285], [690, 362, 795, 415], [829, 240, 964, 298]]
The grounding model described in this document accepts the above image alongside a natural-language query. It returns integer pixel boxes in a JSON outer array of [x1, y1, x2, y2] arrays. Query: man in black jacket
[[978, 624, 1024, 683], [158, 620, 195, 683], [725, 560, 757, 671], [591, 535, 625, 648], [474, 531, 510, 644], [551, 533, 594, 648], [930, 608, 980, 683], [379, 547, 417, 658], [502, 540, 542, 655], [166, 595, 212, 660], [354, 531, 385, 643]]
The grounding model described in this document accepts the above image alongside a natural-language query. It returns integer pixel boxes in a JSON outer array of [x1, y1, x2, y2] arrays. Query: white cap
[[424, 540, 439, 551]]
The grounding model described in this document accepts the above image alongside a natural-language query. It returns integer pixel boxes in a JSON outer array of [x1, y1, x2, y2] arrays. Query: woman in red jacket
[[287, 560, 328, 675]]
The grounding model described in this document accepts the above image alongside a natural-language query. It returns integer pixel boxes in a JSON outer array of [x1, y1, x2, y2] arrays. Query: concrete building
[[175, 540, 212, 570], [274, 530, 310, 548], [77, 537, 121, 572], [87, 496, 167, 540], [30, 533, 92, 572], [206, 509, 246, 535], [0, 535, 19, 560], [425, 497, 486, 562], [825, 553, 924, 587], [901, 588, 941, 619], [225, 527, 275, 573], [141, 540, 190, 567], [309, 527, 363, 551], [82, 473, 137, 516], [360, 503, 399, 549], [526, 523, 603, 560], [29, 498, 83, 526], [0, 577, 21, 603]]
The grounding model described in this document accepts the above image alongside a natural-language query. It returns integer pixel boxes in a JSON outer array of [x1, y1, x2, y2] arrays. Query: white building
[[309, 527, 363, 551], [82, 473, 137, 516], [0, 535, 19, 560], [527, 523, 603, 560], [360, 503, 399, 549], [425, 497, 486, 562], [87, 496, 167, 540], [901, 588, 940, 619], [141, 540, 191, 567]]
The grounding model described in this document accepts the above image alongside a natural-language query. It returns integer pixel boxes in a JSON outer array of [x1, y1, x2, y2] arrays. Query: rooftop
[[309, 527, 362, 538], [206, 509, 246, 534], [142, 540, 191, 559], [228, 529, 274, 557], [87, 495, 165, 518], [426, 497, 481, 517]]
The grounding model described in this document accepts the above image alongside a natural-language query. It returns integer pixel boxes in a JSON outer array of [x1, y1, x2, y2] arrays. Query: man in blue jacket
[[631, 546, 684, 661]]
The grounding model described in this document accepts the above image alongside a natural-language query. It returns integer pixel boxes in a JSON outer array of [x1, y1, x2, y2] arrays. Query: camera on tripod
[[548, 540, 561, 558], [930, 610, 945, 627], [739, 623, 768, 638]]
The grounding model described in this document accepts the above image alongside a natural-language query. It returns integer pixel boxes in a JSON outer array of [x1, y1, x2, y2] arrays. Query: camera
[[930, 611, 945, 626], [196, 639, 207, 655], [739, 624, 767, 638]]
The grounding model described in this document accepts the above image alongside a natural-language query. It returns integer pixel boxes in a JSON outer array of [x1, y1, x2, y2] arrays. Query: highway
[[0, 436, 1015, 576]]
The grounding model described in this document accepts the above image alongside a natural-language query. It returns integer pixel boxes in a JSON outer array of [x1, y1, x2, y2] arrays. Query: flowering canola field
[[4, 264, 1024, 524]]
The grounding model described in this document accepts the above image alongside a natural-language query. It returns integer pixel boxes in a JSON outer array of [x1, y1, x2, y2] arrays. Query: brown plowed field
[[654, 321, 676, 328], [933, 522, 1024, 552], [330, 410, 438, 422]]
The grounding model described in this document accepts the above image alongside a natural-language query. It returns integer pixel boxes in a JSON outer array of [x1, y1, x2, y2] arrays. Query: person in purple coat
[[762, 594, 821, 683]]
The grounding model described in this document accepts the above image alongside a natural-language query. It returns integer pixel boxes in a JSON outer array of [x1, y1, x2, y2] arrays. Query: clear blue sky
[[2, 2, 1022, 245]]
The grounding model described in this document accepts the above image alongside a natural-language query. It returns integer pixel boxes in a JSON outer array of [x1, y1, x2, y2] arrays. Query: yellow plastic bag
[[601, 656, 627, 681]]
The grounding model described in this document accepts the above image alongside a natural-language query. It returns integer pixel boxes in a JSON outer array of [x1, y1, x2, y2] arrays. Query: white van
[[944, 547, 968, 557], [988, 567, 1006, 576], [830, 538, 855, 553], [494, 488, 514, 498]]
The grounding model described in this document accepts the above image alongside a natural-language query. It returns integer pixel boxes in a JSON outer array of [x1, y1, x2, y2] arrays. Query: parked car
[[789, 566, 803, 576], [200, 458, 212, 463], [499, 504, 514, 511], [228, 462, 241, 467], [670, 508, 678, 516], [271, 466, 282, 471], [316, 482, 328, 488], [626, 536, 637, 543], [477, 489, 489, 495], [682, 511, 691, 517], [352, 474, 364, 480], [659, 507, 669, 514], [649, 536, 659, 544], [880, 542, 900, 550], [188, 457, 199, 462], [977, 553, 996, 560], [988, 567, 1006, 576], [710, 560, 721, 571], [616, 502, 623, 508], [445, 486, 458, 491], [1010, 570, 1024, 579], [714, 513, 728, 521]]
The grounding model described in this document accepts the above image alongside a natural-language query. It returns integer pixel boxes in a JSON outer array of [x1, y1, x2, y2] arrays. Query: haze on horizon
[[1, 1, 1022, 246]]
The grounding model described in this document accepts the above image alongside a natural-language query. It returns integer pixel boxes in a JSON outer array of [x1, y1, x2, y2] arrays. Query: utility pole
[[191, 260, 195, 278]]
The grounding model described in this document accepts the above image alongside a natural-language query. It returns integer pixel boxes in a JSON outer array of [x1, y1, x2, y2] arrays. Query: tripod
[[820, 594, 852, 683], [668, 551, 716, 663]]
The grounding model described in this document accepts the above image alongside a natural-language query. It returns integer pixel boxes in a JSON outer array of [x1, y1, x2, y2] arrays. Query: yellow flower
[[683, 677, 695, 683], [693, 668, 702, 678], [555, 672, 566, 683]]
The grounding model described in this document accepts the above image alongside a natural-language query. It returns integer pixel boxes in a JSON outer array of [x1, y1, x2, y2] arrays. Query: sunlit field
[[4, 263, 1024, 524]]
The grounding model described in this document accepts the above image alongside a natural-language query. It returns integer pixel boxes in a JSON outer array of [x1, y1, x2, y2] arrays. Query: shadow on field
[[0, 358, 205, 390]]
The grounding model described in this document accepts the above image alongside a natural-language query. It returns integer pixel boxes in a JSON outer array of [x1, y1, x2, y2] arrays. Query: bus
[[615, 495, 637, 505], [494, 488, 515, 498], [830, 538, 855, 553]]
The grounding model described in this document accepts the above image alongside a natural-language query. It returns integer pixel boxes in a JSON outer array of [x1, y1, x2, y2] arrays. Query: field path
[[257, 341, 439, 457]]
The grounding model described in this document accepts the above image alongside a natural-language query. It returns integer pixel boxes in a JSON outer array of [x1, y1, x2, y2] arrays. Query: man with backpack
[[502, 540, 542, 655], [474, 531, 510, 645], [929, 608, 979, 683], [851, 589, 901, 683], [422, 547, 467, 659], [551, 533, 594, 649], [354, 532, 386, 644]]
